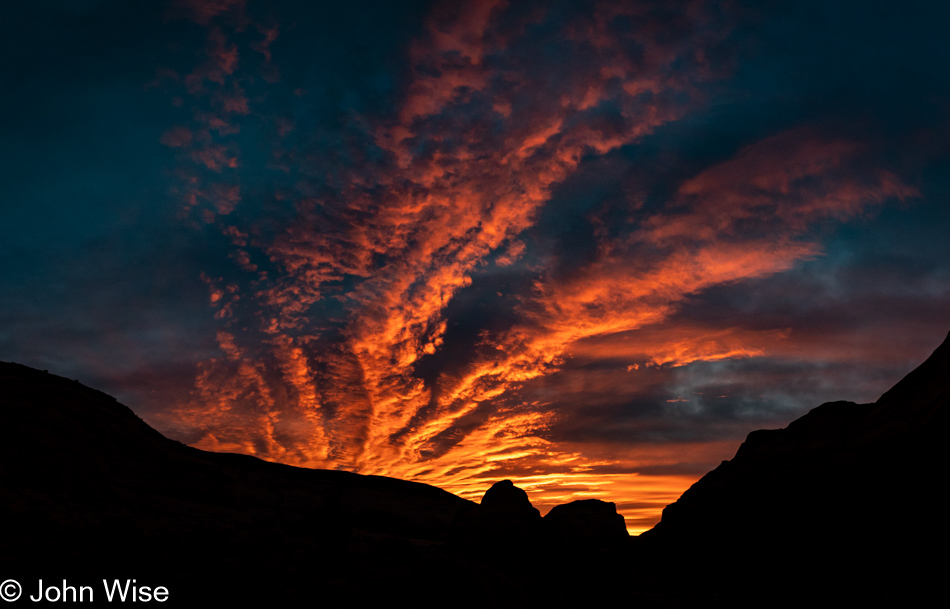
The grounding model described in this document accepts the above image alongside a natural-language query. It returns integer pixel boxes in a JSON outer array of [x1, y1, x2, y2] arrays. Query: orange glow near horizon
[[158, 0, 919, 532]]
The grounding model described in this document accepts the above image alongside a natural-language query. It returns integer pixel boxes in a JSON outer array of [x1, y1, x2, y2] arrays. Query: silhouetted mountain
[[0, 363, 482, 604], [0, 363, 630, 606], [3, 330, 947, 606], [642, 330, 950, 604]]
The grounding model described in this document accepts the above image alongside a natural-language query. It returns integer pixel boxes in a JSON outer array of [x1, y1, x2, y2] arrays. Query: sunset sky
[[2, 0, 949, 533]]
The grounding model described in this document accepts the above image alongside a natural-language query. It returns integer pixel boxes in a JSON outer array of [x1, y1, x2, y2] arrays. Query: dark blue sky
[[2, 0, 948, 531]]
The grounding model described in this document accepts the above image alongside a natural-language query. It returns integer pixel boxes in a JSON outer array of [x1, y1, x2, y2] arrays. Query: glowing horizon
[[154, 0, 920, 532], [4, 0, 948, 535]]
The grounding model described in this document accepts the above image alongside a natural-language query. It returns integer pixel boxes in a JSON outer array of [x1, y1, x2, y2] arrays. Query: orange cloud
[[644, 128, 919, 245], [160, 0, 919, 532], [185, 27, 240, 93], [160, 126, 193, 148], [570, 326, 792, 368]]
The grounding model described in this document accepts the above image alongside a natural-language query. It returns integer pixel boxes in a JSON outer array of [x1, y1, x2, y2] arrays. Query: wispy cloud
[[153, 0, 921, 532]]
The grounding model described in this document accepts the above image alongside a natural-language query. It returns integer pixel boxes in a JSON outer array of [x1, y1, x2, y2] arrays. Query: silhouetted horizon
[[2, 327, 947, 603], [3, 0, 950, 539]]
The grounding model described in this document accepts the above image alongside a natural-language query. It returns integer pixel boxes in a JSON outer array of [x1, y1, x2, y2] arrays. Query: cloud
[[151, 0, 925, 532], [170, 0, 245, 26], [160, 126, 193, 148], [643, 128, 919, 246], [1, 0, 945, 539]]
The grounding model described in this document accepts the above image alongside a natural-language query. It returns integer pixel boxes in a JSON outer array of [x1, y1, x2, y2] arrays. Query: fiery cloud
[[156, 0, 919, 532]]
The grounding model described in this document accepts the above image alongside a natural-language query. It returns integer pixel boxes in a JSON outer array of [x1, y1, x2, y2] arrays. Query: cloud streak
[[155, 0, 921, 532]]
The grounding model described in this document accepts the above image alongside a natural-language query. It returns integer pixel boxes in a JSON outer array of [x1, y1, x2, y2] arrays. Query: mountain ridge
[[2, 330, 947, 605], [638, 331, 949, 604]]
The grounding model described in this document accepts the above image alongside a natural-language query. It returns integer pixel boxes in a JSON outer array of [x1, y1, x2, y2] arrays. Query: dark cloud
[[1, 0, 948, 533]]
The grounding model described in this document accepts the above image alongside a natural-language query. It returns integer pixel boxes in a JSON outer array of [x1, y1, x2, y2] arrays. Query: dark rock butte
[[544, 498, 628, 541]]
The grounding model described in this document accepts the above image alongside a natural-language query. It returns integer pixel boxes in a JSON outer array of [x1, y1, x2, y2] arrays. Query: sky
[[2, 0, 949, 534]]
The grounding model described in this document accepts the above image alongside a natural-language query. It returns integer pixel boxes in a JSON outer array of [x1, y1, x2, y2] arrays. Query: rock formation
[[544, 499, 628, 541]]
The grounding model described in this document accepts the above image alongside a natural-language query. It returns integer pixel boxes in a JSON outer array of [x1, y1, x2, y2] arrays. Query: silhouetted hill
[[0, 363, 482, 604], [3, 330, 948, 606], [0, 363, 634, 606], [642, 331, 950, 604]]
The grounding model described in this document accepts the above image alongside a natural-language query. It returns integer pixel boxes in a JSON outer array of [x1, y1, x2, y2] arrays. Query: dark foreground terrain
[[2, 331, 947, 606]]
